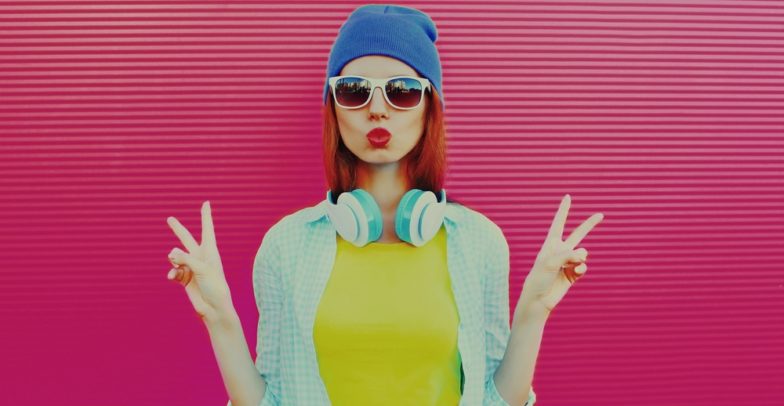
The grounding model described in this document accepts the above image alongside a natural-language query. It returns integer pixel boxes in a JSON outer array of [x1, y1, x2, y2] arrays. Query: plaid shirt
[[227, 199, 537, 406]]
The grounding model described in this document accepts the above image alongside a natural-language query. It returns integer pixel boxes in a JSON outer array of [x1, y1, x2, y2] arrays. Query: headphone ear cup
[[395, 189, 422, 245], [418, 189, 447, 243], [325, 190, 360, 243], [346, 189, 383, 245], [336, 192, 368, 246], [395, 189, 447, 247]]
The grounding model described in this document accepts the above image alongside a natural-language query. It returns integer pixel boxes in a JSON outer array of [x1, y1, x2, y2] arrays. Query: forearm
[[205, 309, 267, 406], [493, 298, 548, 406]]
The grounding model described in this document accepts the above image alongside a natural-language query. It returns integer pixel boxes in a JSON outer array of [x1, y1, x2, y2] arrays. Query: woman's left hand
[[516, 194, 604, 319]]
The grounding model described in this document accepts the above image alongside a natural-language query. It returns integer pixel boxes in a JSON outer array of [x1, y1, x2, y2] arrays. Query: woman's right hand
[[166, 201, 234, 323]]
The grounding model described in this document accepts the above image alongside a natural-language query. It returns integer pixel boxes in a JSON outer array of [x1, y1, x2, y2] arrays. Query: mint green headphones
[[324, 188, 447, 247]]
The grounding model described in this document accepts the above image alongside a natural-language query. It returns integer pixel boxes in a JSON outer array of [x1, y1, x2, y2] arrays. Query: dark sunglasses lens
[[386, 77, 424, 108], [334, 77, 370, 107]]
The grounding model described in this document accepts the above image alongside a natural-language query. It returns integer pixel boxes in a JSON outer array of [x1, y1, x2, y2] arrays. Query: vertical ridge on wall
[[1, 1, 782, 405]]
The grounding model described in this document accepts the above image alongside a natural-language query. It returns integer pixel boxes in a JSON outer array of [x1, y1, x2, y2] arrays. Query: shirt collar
[[303, 198, 464, 226]]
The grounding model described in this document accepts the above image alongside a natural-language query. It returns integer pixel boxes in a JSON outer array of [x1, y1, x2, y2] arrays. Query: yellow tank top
[[313, 226, 462, 405]]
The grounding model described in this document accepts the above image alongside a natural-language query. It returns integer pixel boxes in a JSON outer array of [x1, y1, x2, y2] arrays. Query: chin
[[360, 155, 402, 165], [357, 149, 406, 164]]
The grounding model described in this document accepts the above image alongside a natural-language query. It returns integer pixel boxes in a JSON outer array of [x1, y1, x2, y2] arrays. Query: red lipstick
[[366, 127, 391, 148]]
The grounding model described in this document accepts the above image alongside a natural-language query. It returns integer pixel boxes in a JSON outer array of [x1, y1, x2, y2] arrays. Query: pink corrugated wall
[[1, 1, 782, 404]]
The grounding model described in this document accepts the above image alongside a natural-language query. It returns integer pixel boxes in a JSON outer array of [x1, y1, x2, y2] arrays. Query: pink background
[[1, 1, 782, 404]]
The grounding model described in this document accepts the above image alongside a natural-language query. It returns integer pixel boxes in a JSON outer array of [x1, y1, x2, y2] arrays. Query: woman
[[165, 5, 603, 406]]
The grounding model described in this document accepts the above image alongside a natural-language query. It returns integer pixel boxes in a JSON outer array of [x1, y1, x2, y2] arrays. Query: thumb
[[168, 247, 209, 276]]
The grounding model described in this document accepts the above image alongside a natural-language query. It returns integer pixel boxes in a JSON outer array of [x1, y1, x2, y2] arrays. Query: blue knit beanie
[[323, 4, 444, 110]]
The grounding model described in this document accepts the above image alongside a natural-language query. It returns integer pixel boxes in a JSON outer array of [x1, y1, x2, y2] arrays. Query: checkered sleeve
[[227, 223, 283, 406], [482, 220, 537, 406]]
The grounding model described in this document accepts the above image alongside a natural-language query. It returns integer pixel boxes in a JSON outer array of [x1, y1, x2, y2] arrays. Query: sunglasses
[[328, 75, 431, 110]]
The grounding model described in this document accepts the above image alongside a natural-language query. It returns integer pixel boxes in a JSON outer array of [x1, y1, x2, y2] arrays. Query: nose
[[368, 86, 389, 118]]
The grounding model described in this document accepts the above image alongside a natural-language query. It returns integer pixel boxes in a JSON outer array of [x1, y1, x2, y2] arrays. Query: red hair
[[321, 88, 450, 202]]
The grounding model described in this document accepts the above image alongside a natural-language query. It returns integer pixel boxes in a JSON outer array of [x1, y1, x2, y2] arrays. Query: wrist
[[513, 297, 550, 326], [204, 305, 241, 332]]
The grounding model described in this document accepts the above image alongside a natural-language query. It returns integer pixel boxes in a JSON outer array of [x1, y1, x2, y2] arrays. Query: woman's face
[[334, 55, 428, 165]]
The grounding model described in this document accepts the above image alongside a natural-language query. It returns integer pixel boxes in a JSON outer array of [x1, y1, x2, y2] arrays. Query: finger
[[564, 212, 604, 249], [168, 247, 209, 276], [183, 277, 206, 311], [167, 216, 200, 253], [562, 264, 578, 284], [556, 248, 588, 267], [169, 256, 182, 269], [547, 194, 571, 241], [201, 201, 216, 247], [167, 267, 185, 284], [571, 248, 589, 263], [167, 266, 185, 280], [168, 265, 194, 286], [180, 267, 194, 287], [562, 263, 587, 284]]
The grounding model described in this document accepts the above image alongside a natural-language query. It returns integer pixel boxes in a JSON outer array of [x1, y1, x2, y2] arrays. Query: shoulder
[[258, 205, 316, 252], [269, 206, 314, 232], [450, 202, 506, 243], [449, 203, 509, 281]]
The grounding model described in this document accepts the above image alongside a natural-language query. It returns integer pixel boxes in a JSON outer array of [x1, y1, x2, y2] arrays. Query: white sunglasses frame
[[328, 75, 431, 110]]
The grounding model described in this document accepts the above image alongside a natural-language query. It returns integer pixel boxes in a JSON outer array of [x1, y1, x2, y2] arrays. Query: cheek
[[335, 114, 363, 149], [333, 113, 349, 138], [336, 112, 360, 135], [404, 111, 427, 135]]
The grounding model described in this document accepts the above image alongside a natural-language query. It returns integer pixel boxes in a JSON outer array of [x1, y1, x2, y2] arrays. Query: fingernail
[[167, 270, 174, 279]]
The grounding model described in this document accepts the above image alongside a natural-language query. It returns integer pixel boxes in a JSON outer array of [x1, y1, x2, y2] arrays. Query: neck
[[355, 159, 410, 214]]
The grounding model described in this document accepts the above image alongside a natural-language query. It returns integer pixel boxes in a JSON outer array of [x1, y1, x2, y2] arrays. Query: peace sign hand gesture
[[517, 194, 604, 320], [165, 201, 234, 323]]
